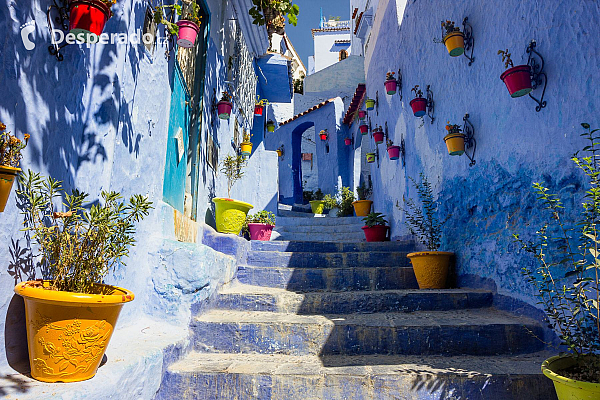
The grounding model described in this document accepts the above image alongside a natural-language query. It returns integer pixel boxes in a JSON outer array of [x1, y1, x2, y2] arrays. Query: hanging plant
[[444, 122, 465, 156], [266, 120, 276, 132], [69, 0, 115, 43], [154, 1, 203, 48], [344, 137, 352, 146], [240, 132, 253, 156], [217, 91, 233, 120], [0, 122, 28, 212], [384, 72, 397, 95], [255, 96, 268, 117], [357, 110, 367, 121], [319, 130, 329, 141], [366, 152, 376, 163], [372, 126, 384, 144], [386, 138, 400, 160], [440, 20, 464, 57], [359, 124, 369, 135], [498, 49, 532, 98], [409, 85, 427, 117], [365, 98, 375, 111], [249, 0, 300, 36]]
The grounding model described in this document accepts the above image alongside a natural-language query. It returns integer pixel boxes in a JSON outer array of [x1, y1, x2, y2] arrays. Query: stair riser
[[273, 233, 366, 242], [251, 241, 416, 253], [190, 321, 544, 356], [236, 266, 419, 291], [214, 292, 494, 314], [158, 371, 557, 400], [276, 217, 365, 227], [275, 225, 365, 234], [247, 251, 410, 269]]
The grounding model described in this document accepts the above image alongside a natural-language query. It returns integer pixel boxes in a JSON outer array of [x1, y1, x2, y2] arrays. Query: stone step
[[276, 216, 365, 226], [191, 309, 544, 356], [251, 240, 416, 253], [158, 351, 557, 400], [274, 225, 365, 235], [214, 283, 493, 314], [236, 265, 418, 291], [278, 209, 327, 217], [272, 232, 367, 242], [246, 250, 410, 269]]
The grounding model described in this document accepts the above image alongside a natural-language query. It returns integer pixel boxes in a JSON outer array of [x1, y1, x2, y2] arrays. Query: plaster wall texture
[[313, 30, 352, 73], [360, 0, 600, 307], [301, 127, 318, 192]]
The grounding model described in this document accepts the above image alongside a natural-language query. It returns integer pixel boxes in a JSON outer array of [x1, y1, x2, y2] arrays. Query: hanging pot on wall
[[500, 65, 533, 98], [359, 124, 369, 135], [444, 133, 466, 156], [266, 120, 276, 132], [387, 145, 400, 160], [175, 20, 200, 48], [443, 31, 465, 57], [358, 110, 367, 120], [217, 101, 233, 119], [0, 166, 20, 212], [373, 130, 384, 144], [240, 142, 253, 156], [365, 98, 375, 110], [69, 0, 113, 42], [409, 97, 427, 117], [344, 138, 352, 146], [384, 79, 397, 95], [319, 132, 328, 141], [366, 153, 376, 163], [254, 104, 264, 117]]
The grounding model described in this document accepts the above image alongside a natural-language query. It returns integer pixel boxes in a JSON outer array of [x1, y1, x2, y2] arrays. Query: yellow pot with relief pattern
[[14, 280, 134, 383], [407, 251, 453, 289]]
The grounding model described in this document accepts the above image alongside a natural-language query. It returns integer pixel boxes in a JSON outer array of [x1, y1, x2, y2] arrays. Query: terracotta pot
[[359, 124, 369, 135], [254, 104, 264, 116], [500, 65, 533, 98], [373, 131, 384, 144], [352, 200, 372, 217], [176, 20, 199, 48], [387, 145, 400, 160], [410, 97, 427, 117], [69, 0, 112, 42], [384, 79, 397, 95], [407, 251, 453, 289], [344, 138, 352, 146], [366, 153, 376, 163], [0, 165, 20, 212], [248, 223, 274, 241], [443, 31, 465, 57], [217, 101, 232, 119], [444, 133, 465, 156], [362, 225, 389, 242]]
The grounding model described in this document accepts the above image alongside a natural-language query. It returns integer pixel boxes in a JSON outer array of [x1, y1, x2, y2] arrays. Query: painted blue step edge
[[251, 240, 417, 253], [246, 251, 411, 269]]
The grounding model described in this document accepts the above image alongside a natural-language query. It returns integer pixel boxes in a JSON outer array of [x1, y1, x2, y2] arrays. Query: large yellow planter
[[542, 355, 600, 400], [14, 280, 134, 383], [407, 251, 453, 289], [0, 165, 20, 212], [444, 133, 466, 156], [443, 31, 465, 57], [352, 200, 372, 217], [213, 198, 253, 234], [309, 200, 326, 214]]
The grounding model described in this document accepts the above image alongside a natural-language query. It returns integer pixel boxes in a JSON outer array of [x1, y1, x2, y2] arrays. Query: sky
[[284, 0, 351, 69]]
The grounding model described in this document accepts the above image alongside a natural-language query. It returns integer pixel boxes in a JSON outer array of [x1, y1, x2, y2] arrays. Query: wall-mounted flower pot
[[366, 153, 376, 163], [248, 223, 274, 241], [444, 133, 466, 156], [344, 138, 352, 146], [384, 79, 397, 95], [443, 31, 465, 57], [358, 110, 367, 120], [500, 65, 532, 98], [365, 99, 375, 110], [276, 149, 283, 157], [359, 124, 369, 135], [240, 141, 253, 156], [409, 97, 427, 117], [362, 225, 389, 242], [267, 122, 276, 132], [352, 200, 372, 217], [254, 105, 264, 117], [387, 146, 400, 160], [14, 280, 134, 382], [0, 166, 20, 212], [175, 20, 200, 48], [213, 198, 253, 234], [309, 200, 326, 214], [373, 131, 384, 144], [69, 0, 112, 42], [217, 101, 233, 119], [319, 133, 328, 141], [407, 251, 452, 289], [542, 355, 600, 400]]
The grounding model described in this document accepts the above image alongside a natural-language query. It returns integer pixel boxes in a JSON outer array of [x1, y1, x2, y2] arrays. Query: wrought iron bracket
[[462, 113, 476, 166], [425, 85, 435, 124], [526, 40, 547, 112], [396, 69, 403, 100], [375, 91, 380, 116], [47, 0, 70, 61], [210, 88, 218, 127], [400, 136, 406, 167], [462, 17, 475, 66]]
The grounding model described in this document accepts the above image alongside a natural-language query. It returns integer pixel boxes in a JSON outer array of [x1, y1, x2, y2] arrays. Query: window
[[339, 49, 348, 61]]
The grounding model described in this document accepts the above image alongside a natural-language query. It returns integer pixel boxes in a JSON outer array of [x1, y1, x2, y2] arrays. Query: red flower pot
[[387, 145, 400, 160], [344, 138, 352, 146], [410, 97, 427, 117], [248, 223, 274, 241], [362, 225, 390, 242], [385, 79, 397, 95], [500, 65, 533, 98], [217, 101, 232, 119], [359, 124, 369, 135], [254, 105, 264, 116], [69, 0, 112, 40], [176, 20, 200, 48], [358, 110, 367, 120], [320, 133, 328, 141], [373, 131, 384, 144]]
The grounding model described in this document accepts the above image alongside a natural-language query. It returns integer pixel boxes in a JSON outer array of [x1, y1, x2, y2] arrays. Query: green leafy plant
[[0, 122, 29, 168], [498, 49, 514, 69], [303, 189, 314, 202], [398, 173, 445, 251], [356, 183, 372, 201], [220, 154, 247, 198], [18, 170, 153, 294], [362, 212, 388, 228], [445, 122, 462, 134], [154, 1, 202, 36], [313, 188, 324, 201], [323, 194, 337, 210], [411, 85, 423, 98], [513, 123, 600, 383], [441, 20, 459, 36], [220, 91, 232, 103], [293, 77, 304, 95], [246, 210, 276, 226], [249, 0, 299, 28], [338, 186, 355, 216]]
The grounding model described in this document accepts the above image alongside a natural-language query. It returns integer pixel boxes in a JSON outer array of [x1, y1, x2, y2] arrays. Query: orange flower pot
[[444, 133, 466, 156], [352, 200, 372, 217], [443, 31, 465, 56], [407, 251, 453, 289], [0, 165, 20, 212]]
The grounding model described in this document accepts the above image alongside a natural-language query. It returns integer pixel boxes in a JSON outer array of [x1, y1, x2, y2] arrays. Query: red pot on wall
[[358, 110, 367, 120], [384, 79, 397, 95], [359, 124, 369, 135], [500, 65, 533, 98], [362, 225, 390, 242], [254, 105, 264, 116], [373, 131, 384, 144], [69, 0, 112, 39], [387, 146, 400, 160], [409, 97, 427, 117], [344, 138, 352, 146], [217, 101, 233, 119], [320, 133, 328, 141]]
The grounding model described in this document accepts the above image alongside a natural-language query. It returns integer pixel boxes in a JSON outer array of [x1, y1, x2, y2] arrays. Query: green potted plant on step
[[352, 183, 373, 217], [0, 122, 28, 212], [14, 170, 153, 383], [213, 154, 254, 234], [361, 212, 389, 242], [309, 188, 325, 214], [398, 173, 452, 289], [513, 123, 600, 399], [245, 211, 276, 241]]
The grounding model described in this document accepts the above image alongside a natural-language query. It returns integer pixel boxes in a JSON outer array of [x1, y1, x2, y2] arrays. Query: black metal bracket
[[426, 85, 435, 124], [400, 136, 406, 167], [47, 0, 70, 61], [463, 113, 476, 166], [396, 69, 403, 100], [210, 88, 218, 127], [375, 91, 379, 116], [384, 121, 389, 143], [277, 144, 285, 158], [462, 17, 475, 66], [526, 40, 547, 112]]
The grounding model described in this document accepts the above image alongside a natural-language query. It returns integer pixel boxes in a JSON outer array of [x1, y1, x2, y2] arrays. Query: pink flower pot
[[217, 101, 232, 120], [362, 225, 390, 242], [500, 65, 533, 98], [409, 97, 427, 117], [248, 223, 274, 241], [254, 105, 264, 116], [385, 79, 397, 95], [358, 110, 367, 120], [387, 145, 400, 160], [176, 20, 200, 48], [373, 131, 384, 144], [344, 138, 352, 146], [359, 124, 368, 135]]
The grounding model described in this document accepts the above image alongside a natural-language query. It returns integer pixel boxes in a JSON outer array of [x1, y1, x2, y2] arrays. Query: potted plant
[[240, 132, 253, 156], [213, 154, 254, 234], [245, 210, 276, 241], [357, 110, 367, 121], [344, 137, 352, 146], [498, 49, 532, 98], [366, 152, 376, 163], [14, 170, 152, 383], [440, 20, 464, 57], [399, 173, 452, 289], [249, 0, 300, 36], [323, 194, 339, 217], [513, 123, 600, 400], [365, 98, 375, 111], [444, 122, 465, 156], [362, 212, 389, 242], [154, 1, 203, 48], [0, 122, 28, 212], [254, 97, 267, 117], [359, 123, 369, 135], [69, 0, 115, 43], [217, 91, 233, 120], [309, 188, 325, 214], [338, 186, 355, 217], [387, 138, 401, 160], [266, 120, 276, 133], [384, 72, 397, 95], [352, 183, 373, 217], [319, 129, 329, 141], [409, 85, 427, 117], [372, 126, 384, 145]]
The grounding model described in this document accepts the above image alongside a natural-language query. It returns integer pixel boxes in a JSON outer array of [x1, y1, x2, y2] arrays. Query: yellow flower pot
[[352, 200, 372, 217], [0, 165, 20, 212], [407, 251, 453, 289], [240, 142, 253, 156], [14, 280, 134, 383], [443, 31, 465, 57], [213, 198, 253, 234], [542, 355, 600, 400], [444, 133, 466, 156], [276, 149, 283, 157], [309, 200, 326, 214], [366, 153, 376, 163]]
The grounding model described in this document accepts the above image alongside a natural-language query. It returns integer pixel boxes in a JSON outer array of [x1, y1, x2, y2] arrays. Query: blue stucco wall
[[358, 0, 600, 305]]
